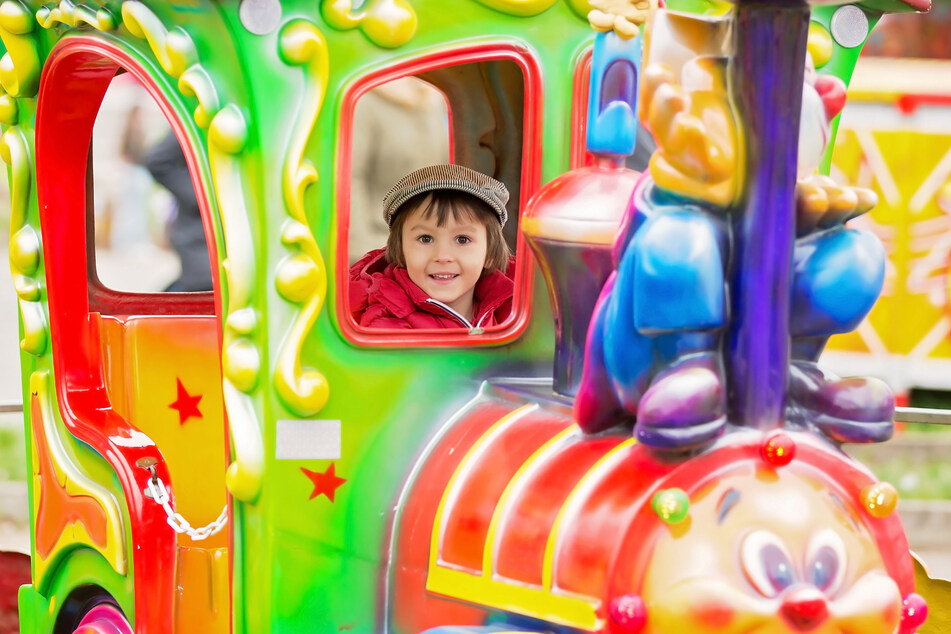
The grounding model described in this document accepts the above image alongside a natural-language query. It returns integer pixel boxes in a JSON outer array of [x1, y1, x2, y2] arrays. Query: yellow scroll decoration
[[2, 127, 48, 356], [207, 105, 265, 502], [123, 1, 264, 502], [36, 0, 118, 31], [0, 0, 41, 98], [274, 19, 330, 418], [321, 0, 417, 48]]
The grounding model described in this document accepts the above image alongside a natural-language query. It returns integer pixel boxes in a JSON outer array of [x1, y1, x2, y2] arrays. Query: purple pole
[[728, 1, 809, 428]]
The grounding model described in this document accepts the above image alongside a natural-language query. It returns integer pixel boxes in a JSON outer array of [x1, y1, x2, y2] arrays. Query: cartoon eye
[[805, 530, 846, 594], [741, 530, 796, 597]]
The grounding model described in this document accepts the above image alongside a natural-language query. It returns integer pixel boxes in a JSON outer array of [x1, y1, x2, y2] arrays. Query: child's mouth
[[430, 274, 458, 282]]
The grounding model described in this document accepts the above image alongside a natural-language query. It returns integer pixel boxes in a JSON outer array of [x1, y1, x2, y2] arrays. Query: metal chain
[[142, 466, 228, 541]]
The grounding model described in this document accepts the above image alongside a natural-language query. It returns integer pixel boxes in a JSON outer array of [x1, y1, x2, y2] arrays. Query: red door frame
[[36, 37, 224, 633]]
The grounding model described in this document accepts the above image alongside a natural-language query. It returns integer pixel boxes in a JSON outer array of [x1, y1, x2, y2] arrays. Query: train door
[[29, 42, 229, 633]]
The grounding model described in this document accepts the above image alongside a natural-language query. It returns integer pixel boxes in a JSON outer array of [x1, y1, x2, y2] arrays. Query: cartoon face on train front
[[638, 467, 901, 633]]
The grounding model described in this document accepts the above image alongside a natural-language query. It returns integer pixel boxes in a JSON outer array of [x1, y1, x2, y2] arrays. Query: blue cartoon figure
[[575, 9, 894, 450]]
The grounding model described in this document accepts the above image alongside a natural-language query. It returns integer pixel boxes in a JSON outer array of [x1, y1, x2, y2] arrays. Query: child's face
[[401, 204, 489, 319]]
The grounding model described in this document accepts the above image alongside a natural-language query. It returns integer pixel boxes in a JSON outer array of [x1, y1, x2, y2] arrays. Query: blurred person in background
[[94, 74, 166, 251], [141, 132, 214, 292], [349, 77, 451, 263]]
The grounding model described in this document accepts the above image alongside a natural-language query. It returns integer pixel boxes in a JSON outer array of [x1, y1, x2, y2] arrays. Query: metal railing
[[0, 402, 23, 414], [2, 402, 951, 423], [894, 407, 951, 426]]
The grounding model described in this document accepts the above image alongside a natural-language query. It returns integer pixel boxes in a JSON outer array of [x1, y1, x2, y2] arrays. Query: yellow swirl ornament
[[0, 93, 18, 124], [321, 0, 416, 48], [36, 0, 118, 31], [3, 127, 48, 356], [0, 0, 41, 98], [207, 104, 264, 502], [223, 382, 264, 503], [10, 226, 40, 275], [273, 19, 331, 418]]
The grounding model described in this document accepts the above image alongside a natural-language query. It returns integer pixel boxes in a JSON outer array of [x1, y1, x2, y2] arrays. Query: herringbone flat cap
[[382, 164, 509, 227]]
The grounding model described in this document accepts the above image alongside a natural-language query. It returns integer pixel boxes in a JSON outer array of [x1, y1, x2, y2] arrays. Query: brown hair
[[385, 190, 511, 273]]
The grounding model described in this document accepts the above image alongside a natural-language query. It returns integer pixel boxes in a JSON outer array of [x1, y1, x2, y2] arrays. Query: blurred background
[[3, 5, 951, 576]]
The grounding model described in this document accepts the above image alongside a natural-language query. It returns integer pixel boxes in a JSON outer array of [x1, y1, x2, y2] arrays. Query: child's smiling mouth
[[430, 273, 459, 282]]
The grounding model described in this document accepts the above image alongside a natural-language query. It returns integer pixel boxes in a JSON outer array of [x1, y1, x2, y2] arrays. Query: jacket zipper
[[424, 298, 488, 334]]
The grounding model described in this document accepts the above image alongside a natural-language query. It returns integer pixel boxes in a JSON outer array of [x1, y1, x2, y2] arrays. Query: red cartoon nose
[[781, 587, 829, 631]]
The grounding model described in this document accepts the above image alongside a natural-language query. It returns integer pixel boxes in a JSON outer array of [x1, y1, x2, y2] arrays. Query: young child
[[349, 164, 514, 330]]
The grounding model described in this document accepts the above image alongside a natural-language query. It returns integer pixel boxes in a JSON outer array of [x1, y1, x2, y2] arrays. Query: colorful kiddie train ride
[[1, 0, 949, 632]]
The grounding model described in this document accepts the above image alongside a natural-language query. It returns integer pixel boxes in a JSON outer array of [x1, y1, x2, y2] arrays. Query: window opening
[[348, 76, 451, 264], [344, 54, 532, 339], [89, 71, 212, 296]]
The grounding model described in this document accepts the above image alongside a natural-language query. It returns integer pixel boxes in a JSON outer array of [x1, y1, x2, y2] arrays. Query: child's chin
[[429, 291, 461, 305]]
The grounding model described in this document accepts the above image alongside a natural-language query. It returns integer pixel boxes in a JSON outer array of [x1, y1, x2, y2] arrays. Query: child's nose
[[435, 242, 455, 261]]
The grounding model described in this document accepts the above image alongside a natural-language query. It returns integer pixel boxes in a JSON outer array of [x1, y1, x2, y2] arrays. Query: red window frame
[[335, 43, 542, 347]]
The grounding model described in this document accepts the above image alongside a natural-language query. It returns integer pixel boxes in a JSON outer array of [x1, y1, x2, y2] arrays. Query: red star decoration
[[169, 378, 203, 425], [302, 463, 347, 502]]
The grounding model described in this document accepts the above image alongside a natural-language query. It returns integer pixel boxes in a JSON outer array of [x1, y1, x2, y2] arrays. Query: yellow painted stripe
[[430, 404, 539, 570], [542, 438, 638, 590], [31, 370, 127, 590], [427, 566, 602, 632], [482, 425, 579, 576]]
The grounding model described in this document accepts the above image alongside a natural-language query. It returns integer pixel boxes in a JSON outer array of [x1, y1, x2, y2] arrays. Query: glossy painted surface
[[0, 1, 939, 634], [74, 604, 133, 634], [392, 384, 916, 633]]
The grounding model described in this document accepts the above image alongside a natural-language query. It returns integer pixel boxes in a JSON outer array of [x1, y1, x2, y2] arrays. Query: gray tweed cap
[[382, 164, 509, 227]]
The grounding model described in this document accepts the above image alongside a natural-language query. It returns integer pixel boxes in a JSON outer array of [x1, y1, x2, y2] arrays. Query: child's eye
[[416, 235, 434, 244], [455, 235, 471, 245]]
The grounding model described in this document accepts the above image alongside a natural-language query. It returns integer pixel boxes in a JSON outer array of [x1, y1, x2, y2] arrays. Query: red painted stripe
[[391, 398, 517, 631], [553, 440, 673, 597], [494, 433, 622, 585], [439, 411, 573, 572]]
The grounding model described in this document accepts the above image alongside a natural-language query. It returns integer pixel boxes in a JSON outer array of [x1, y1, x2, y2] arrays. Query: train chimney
[[522, 161, 640, 396], [522, 29, 644, 396]]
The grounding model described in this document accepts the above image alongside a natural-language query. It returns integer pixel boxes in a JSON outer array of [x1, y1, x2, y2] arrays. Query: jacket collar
[[355, 248, 514, 326]]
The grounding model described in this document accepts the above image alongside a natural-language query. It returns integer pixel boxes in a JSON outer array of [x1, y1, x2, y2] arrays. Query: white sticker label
[[276, 420, 341, 460]]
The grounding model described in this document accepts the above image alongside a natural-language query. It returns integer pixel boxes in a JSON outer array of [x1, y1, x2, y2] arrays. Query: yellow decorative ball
[[861, 482, 898, 518], [808, 22, 834, 69]]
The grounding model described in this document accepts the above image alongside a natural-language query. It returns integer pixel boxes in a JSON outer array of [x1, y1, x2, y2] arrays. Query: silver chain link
[[143, 468, 228, 541]]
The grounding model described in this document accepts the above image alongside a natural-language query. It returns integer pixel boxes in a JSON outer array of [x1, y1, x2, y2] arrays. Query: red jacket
[[349, 249, 514, 330]]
